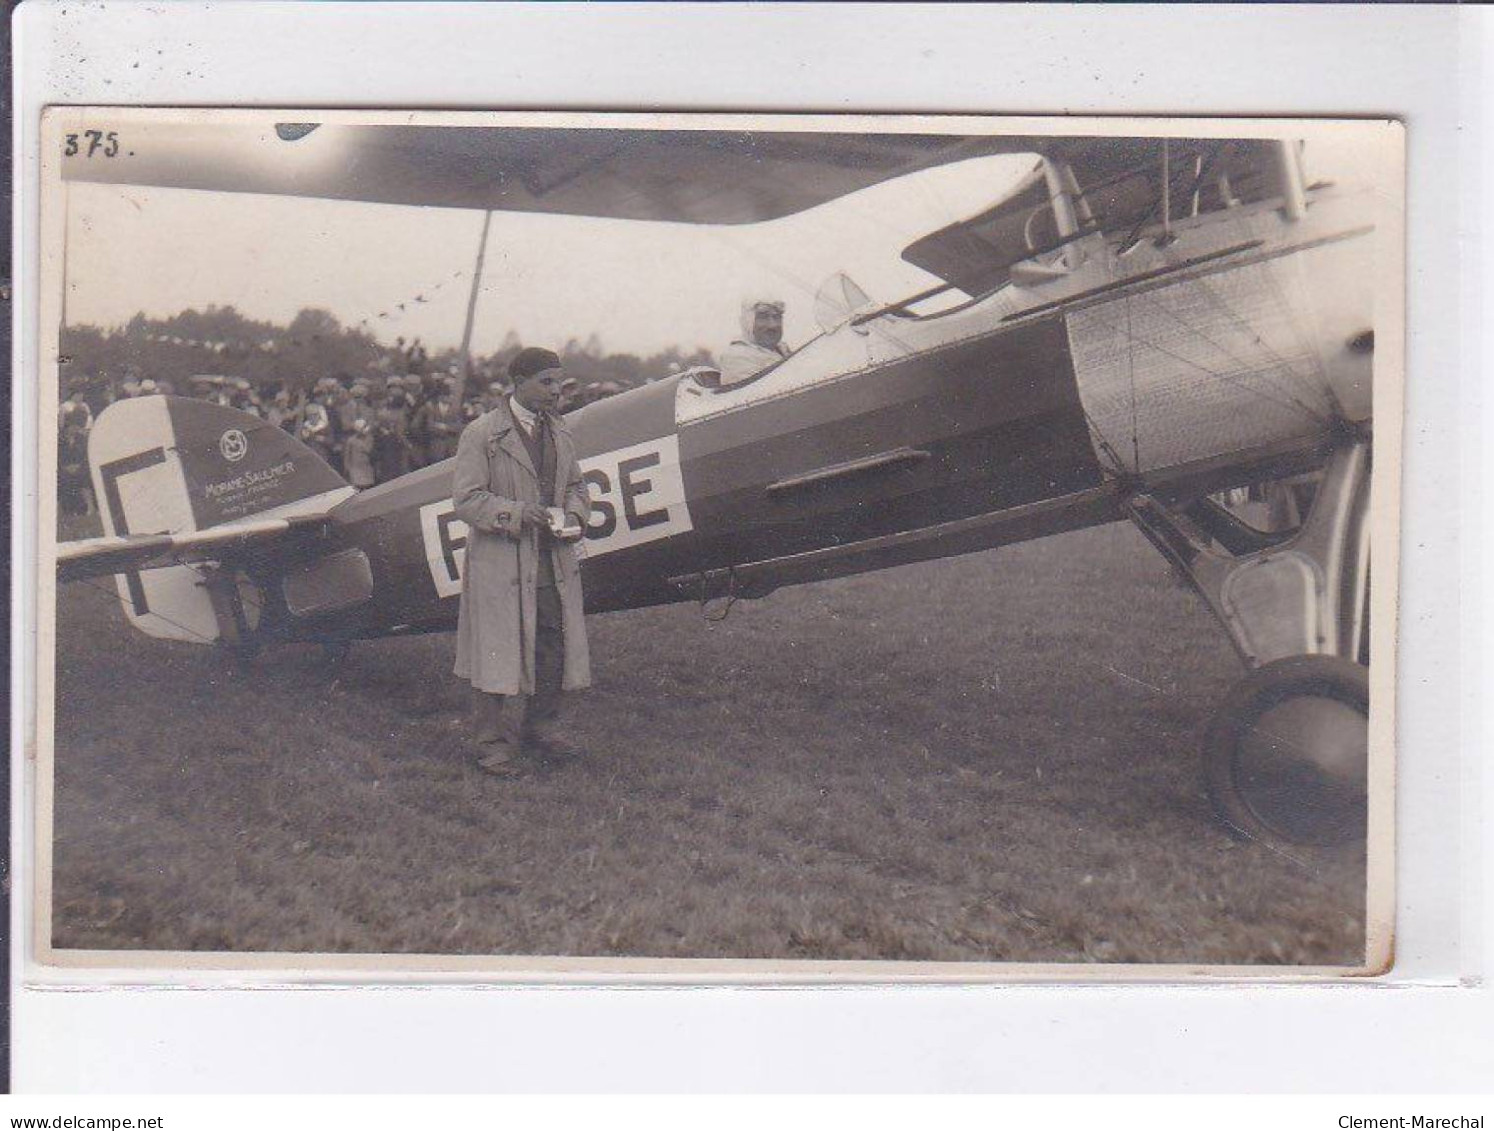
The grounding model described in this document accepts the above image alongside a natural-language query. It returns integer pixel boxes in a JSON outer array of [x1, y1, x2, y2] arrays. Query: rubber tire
[[1203, 655, 1369, 848]]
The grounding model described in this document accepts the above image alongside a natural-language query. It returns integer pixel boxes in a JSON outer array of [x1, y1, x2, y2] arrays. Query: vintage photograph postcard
[[32, 109, 1402, 978]]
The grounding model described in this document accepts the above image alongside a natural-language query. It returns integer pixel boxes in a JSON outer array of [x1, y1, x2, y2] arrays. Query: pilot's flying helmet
[[739, 297, 785, 339]]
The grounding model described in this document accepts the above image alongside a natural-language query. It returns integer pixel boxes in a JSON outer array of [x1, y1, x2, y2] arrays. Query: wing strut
[[453, 209, 494, 411]]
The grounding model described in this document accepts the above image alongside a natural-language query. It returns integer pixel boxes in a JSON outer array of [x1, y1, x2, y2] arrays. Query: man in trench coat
[[452, 347, 592, 775]]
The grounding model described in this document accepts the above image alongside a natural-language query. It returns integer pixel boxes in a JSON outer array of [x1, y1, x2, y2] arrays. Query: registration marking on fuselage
[[419, 433, 693, 599]]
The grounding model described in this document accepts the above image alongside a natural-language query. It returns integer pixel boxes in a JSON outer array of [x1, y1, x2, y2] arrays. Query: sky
[[60, 129, 1389, 359], [62, 151, 1039, 358]]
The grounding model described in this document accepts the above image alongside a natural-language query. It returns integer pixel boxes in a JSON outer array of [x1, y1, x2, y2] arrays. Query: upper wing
[[60, 120, 1061, 224]]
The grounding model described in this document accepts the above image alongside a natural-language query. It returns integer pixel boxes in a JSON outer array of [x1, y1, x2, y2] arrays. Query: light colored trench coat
[[452, 402, 592, 696]]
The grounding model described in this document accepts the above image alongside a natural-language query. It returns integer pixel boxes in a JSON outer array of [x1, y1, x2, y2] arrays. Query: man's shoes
[[475, 743, 527, 778], [525, 732, 584, 766]]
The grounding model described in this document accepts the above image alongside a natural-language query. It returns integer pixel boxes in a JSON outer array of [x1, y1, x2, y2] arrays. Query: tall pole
[[453, 209, 494, 410]]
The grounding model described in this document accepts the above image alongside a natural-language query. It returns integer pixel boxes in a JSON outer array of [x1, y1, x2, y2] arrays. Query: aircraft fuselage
[[287, 184, 1372, 646]]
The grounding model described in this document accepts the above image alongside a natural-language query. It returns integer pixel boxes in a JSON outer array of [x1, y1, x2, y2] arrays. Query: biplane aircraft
[[54, 122, 1382, 850]]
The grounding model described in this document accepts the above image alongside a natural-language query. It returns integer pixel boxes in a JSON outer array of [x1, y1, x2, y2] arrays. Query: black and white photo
[[35, 110, 1402, 975]]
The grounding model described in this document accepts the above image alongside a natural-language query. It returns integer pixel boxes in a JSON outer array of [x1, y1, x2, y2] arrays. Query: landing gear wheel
[[1203, 655, 1369, 849]]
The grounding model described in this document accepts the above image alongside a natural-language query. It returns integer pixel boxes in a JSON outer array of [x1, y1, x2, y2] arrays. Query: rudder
[[87, 395, 351, 643]]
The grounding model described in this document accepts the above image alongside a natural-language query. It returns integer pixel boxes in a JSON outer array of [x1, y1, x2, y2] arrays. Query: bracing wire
[[1082, 303, 1329, 427], [1135, 286, 1332, 424]]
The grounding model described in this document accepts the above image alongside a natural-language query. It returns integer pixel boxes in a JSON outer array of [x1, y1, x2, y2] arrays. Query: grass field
[[49, 517, 1367, 966]]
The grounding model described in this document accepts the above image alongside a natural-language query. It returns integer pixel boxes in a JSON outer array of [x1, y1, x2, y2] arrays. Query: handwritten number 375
[[63, 131, 121, 158]]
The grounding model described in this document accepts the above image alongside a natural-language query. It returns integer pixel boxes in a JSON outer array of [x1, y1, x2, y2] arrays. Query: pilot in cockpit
[[715, 298, 789, 388]]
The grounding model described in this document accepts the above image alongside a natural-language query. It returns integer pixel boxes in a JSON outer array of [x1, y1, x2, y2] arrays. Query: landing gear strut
[[1128, 439, 1372, 848]]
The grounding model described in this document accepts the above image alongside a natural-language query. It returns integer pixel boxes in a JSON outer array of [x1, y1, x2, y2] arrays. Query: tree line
[[60, 305, 715, 404]]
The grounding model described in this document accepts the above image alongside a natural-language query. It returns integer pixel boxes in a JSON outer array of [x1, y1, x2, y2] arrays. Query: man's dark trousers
[[473, 585, 565, 752]]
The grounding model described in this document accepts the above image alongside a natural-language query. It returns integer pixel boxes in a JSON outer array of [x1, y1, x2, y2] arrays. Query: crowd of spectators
[[56, 362, 631, 516]]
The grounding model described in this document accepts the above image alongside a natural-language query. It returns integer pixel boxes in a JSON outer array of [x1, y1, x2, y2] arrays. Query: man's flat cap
[[509, 347, 563, 381]]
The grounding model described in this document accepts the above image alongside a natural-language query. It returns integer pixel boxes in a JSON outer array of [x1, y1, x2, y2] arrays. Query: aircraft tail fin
[[85, 395, 352, 643]]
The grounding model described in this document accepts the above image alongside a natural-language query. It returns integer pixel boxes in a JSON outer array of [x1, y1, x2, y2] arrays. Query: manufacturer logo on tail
[[219, 428, 249, 463]]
